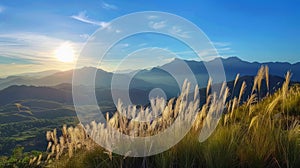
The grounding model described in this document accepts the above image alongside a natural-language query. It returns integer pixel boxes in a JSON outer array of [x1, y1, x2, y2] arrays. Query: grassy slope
[[48, 82, 300, 167], [0, 100, 78, 155]]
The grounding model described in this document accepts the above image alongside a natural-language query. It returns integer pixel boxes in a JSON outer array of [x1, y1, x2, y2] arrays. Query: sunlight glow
[[55, 42, 75, 63]]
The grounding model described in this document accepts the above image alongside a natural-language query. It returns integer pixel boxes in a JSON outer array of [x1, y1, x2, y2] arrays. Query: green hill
[[0, 100, 78, 156]]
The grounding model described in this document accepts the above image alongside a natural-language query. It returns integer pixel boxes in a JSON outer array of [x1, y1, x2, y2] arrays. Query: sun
[[55, 42, 75, 63]]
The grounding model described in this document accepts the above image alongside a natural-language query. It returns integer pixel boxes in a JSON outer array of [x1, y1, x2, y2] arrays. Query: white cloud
[[169, 41, 235, 61], [0, 33, 96, 77], [0, 33, 62, 63], [212, 42, 231, 47], [71, 11, 109, 28], [212, 42, 235, 54], [80, 34, 90, 39], [0, 33, 83, 64], [198, 42, 235, 60], [149, 21, 166, 30], [102, 2, 118, 10], [169, 26, 190, 38], [147, 15, 159, 19]]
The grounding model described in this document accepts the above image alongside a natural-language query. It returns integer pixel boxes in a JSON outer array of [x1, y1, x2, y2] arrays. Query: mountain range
[[1, 57, 299, 91], [0, 56, 298, 107], [1, 56, 300, 106]]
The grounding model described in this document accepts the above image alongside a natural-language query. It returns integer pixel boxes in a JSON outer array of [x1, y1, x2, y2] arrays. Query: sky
[[0, 0, 299, 77]]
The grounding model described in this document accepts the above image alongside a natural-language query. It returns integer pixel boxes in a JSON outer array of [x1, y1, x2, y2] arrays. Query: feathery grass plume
[[193, 103, 209, 131], [220, 82, 229, 106], [199, 82, 229, 142], [257, 66, 265, 96], [62, 124, 67, 140], [46, 131, 52, 141], [230, 97, 238, 119], [36, 153, 42, 165], [206, 78, 212, 97], [29, 156, 37, 165], [252, 75, 258, 94], [247, 93, 257, 108], [265, 66, 269, 93], [266, 95, 281, 116], [223, 114, 229, 126], [282, 71, 291, 100], [232, 73, 240, 99], [252, 66, 263, 94], [50, 145, 55, 155], [55, 145, 60, 160], [234, 74, 240, 89], [46, 141, 52, 151], [85, 80, 198, 139], [53, 128, 57, 145], [68, 142, 73, 158], [59, 137, 65, 153], [194, 84, 199, 101], [282, 71, 292, 131], [238, 81, 247, 103]]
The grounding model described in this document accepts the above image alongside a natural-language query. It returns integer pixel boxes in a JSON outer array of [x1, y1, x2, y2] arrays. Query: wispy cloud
[[71, 11, 109, 28], [0, 33, 90, 77], [170, 41, 235, 61], [0, 33, 61, 63], [169, 26, 191, 38], [212, 42, 231, 47], [197, 41, 235, 60], [147, 15, 159, 19], [149, 21, 166, 30], [79, 34, 90, 39], [101, 2, 118, 10], [0, 33, 82, 64]]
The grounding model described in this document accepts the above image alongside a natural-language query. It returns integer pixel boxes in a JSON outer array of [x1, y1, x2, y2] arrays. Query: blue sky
[[0, 0, 299, 76]]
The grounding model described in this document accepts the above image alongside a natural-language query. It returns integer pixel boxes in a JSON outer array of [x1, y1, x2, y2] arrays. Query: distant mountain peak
[[173, 57, 182, 61], [222, 56, 242, 62], [81, 66, 97, 70]]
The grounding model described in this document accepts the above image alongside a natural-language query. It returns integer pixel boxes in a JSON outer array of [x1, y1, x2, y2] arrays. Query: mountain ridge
[[1, 57, 300, 91]]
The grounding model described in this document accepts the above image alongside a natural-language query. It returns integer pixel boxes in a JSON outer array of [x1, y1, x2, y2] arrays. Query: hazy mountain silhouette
[[159, 56, 300, 83], [0, 75, 292, 107], [16, 70, 60, 78], [0, 85, 73, 106], [0, 57, 299, 91]]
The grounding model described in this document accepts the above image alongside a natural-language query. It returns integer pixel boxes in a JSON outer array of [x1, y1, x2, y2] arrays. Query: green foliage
[[0, 146, 42, 168], [0, 117, 78, 156]]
